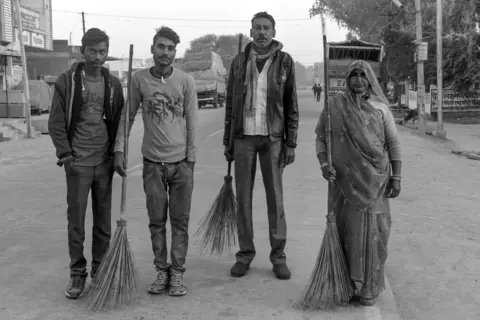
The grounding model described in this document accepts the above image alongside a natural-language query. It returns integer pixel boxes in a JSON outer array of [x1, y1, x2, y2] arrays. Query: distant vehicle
[[326, 40, 384, 97], [180, 51, 227, 109]]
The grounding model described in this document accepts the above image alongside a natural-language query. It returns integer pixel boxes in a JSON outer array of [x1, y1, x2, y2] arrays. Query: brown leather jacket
[[223, 41, 299, 149]]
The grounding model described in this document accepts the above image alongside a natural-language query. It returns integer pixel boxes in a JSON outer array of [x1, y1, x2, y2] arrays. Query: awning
[[0, 41, 21, 57]]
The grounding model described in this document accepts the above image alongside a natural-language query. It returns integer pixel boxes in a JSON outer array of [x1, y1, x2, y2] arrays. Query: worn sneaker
[[65, 275, 86, 299], [148, 268, 169, 294], [169, 269, 187, 296]]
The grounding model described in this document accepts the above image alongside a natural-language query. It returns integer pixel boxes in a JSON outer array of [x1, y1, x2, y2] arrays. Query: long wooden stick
[[226, 33, 243, 177], [321, 16, 334, 216], [120, 44, 134, 220]]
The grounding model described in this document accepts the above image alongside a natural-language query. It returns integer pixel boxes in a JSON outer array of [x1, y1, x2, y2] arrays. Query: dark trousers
[[65, 159, 114, 277], [233, 135, 287, 265], [143, 158, 194, 273]]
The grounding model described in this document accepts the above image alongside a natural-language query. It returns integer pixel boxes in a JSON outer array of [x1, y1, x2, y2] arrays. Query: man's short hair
[[153, 26, 181, 45], [251, 11, 276, 29], [81, 28, 109, 50]]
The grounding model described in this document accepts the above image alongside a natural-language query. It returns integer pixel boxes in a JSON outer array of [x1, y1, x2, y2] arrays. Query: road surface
[[0, 90, 479, 319]]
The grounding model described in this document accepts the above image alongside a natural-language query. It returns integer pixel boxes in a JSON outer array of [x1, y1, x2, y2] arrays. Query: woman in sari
[[315, 60, 402, 306]]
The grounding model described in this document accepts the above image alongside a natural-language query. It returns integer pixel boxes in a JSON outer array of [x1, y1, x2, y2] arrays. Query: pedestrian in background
[[48, 28, 125, 299], [223, 11, 299, 280]]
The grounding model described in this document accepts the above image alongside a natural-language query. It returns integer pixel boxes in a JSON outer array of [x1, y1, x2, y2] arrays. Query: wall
[[1, 0, 53, 51]]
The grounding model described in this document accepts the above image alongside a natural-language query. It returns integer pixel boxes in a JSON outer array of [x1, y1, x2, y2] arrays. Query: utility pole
[[435, 0, 447, 139], [414, 0, 426, 134], [82, 12, 86, 34], [14, 0, 32, 138]]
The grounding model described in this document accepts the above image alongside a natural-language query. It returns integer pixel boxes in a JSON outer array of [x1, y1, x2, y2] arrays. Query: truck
[[326, 40, 384, 97], [181, 51, 227, 109]]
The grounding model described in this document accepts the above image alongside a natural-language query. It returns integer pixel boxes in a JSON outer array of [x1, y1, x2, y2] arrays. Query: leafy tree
[[310, 0, 480, 91]]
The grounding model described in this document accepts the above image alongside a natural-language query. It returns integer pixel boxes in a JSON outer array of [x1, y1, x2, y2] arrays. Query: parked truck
[[181, 51, 227, 108], [326, 40, 384, 97]]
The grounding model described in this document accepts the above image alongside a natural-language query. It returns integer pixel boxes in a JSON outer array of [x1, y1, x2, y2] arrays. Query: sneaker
[[169, 269, 187, 296], [65, 275, 86, 299], [148, 268, 169, 294]]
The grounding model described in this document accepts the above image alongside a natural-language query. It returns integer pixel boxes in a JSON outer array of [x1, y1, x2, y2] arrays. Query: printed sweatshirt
[[114, 68, 198, 163]]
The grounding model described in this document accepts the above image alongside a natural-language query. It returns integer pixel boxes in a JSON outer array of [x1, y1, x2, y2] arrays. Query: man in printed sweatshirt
[[48, 28, 125, 299], [114, 26, 197, 297]]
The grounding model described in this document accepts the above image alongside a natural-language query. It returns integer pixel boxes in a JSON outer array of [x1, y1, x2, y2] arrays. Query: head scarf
[[345, 60, 390, 108]]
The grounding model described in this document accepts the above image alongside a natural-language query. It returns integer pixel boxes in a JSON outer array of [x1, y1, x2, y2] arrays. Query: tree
[[310, 0, 480, 91], [184, 34, 252, 74]]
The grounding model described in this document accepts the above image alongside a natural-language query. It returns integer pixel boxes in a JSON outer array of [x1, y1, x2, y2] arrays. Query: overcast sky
[[51, 0, 347, 66]]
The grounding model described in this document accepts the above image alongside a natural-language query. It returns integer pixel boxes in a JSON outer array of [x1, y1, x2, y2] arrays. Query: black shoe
[[90, 266, 99, 279], [148, 268, 170, 294], [273, 263, 291, 280], [230, 262, 250, 277], [65, 275, 86, 299]]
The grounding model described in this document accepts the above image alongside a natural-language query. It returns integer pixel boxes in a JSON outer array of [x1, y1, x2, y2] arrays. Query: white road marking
[[206, 129, 223, 138]]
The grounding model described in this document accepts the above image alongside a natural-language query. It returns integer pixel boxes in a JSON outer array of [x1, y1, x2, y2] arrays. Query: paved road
[[1, 90, 478, 319]]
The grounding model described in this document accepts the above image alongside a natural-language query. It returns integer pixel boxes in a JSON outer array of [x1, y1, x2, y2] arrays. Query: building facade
[[1, 0, 53, 51]]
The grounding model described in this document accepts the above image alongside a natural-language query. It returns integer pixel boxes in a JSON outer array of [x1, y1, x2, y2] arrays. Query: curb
[[377, 275, 402, 320]]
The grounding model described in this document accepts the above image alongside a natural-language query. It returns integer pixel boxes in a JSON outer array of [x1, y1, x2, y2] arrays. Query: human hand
[[280, 146, 295, 168], [113, 151, 126, 177], [386, 179, 401, 198], [321, 164, 336, 182], [224, 146, 234, 162]]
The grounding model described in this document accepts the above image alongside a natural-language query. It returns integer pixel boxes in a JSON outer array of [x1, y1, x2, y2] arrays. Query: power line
[[52, 9, 313, 22]]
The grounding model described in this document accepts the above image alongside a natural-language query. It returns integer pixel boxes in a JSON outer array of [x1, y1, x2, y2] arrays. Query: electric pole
[[414, 0, 426, 134], [14, 0, 32, 138], [435, 0, 447, 139], [82, 12, 86, 34]]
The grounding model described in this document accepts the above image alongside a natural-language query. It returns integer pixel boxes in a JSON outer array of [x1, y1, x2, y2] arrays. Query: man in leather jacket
[[223, 11, 299, 280]]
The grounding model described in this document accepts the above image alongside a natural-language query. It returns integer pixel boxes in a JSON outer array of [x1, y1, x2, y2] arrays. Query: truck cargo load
[[327, 40, 384, 97], [181, 51, 227, 108]]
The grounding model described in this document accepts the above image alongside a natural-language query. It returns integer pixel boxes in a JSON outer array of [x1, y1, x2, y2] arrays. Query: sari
[[315, 60, 397, 300]]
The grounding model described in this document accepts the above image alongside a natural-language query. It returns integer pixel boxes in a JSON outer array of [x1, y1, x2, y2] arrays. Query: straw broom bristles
[[195, 170, 237, 256], [293, 215, 354, 310], [80, 220, 138, 311]]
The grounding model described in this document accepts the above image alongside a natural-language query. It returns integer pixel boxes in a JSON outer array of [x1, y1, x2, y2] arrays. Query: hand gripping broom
[[80, 44, 138, 311], [194, 34, 244, 256], [293, 16, 354, 310]]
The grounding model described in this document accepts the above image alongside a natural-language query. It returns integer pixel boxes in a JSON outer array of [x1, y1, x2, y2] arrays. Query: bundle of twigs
[[195, 162, 237, 256], [194, 34, 244, 256], [292, 15, 354, 311]]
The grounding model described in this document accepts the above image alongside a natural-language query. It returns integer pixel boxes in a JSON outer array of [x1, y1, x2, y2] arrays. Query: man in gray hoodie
[[48, 28, 124, 299], [114, 26, 197, 297]]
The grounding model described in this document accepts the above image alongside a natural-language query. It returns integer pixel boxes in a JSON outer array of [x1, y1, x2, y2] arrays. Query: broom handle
[[227, 33, 244, 178], [120, 44, 134, 219], [321, 16, 334, 217]]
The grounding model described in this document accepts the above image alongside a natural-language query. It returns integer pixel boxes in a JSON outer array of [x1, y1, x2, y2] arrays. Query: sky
[[51, 0, 348, 67]]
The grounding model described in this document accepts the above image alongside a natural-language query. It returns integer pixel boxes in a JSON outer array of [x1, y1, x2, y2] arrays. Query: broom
[[194, 34, 244, 256], [292, 15, 354, 311], [80, 44, 138, 311]]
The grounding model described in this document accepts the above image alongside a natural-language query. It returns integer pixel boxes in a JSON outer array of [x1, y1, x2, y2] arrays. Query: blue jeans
[[65, 159, 114, 277], [143, 157, 194, 272]]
